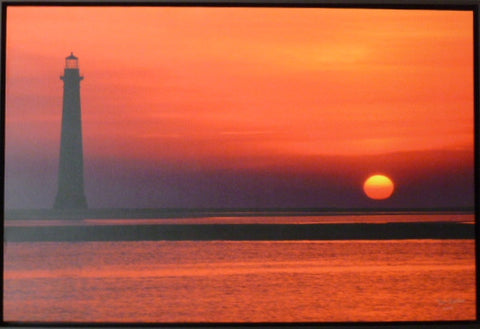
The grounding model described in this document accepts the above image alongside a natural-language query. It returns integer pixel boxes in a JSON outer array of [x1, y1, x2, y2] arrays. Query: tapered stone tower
[[54, 53, 88, 209]]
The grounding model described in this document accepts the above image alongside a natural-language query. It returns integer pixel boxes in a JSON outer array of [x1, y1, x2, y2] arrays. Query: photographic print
[[3, 3, 477, 324]]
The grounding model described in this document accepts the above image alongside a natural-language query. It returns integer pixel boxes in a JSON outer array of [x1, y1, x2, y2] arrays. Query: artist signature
[[437, 299, 466, 310]]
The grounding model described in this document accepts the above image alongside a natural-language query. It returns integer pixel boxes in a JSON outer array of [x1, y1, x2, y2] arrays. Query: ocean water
[[3, 217, 476, 323]]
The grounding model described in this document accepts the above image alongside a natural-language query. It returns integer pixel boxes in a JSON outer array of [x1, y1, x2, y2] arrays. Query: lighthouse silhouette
[[54, 53, 88, 209]]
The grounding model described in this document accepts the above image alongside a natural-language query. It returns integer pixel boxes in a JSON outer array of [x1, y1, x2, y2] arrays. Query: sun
[[363, 174, 395, 200]]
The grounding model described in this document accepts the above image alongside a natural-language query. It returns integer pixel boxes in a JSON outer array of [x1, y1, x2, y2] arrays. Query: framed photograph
[[2, 0, 478, 326]]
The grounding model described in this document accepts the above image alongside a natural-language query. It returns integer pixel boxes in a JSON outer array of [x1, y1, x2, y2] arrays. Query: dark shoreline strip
[[4, 207, 475, 220], [5, 223, 475, 242]]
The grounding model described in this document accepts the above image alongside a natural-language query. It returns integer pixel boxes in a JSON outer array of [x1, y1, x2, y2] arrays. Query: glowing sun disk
[[363, 174, 395, 200]]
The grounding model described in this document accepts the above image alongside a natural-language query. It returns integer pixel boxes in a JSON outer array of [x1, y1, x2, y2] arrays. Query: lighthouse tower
[[54, 53, 88, 209]]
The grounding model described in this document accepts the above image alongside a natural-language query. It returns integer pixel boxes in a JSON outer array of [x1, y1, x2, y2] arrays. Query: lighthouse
[[54, 53, 88, 209]]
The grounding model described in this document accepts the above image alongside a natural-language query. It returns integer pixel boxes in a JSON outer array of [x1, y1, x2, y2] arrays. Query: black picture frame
[[1, 1, 479, 328]]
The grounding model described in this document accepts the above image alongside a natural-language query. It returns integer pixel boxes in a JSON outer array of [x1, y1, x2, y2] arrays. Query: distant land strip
[[5, 222, 475, 242], [4, 207, 476, 220]]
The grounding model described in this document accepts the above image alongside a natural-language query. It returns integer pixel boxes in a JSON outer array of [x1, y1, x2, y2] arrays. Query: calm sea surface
[[3, 214, 477, 323]]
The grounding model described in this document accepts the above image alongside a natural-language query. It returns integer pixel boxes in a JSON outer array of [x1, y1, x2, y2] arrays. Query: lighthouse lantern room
[[65, 52, 79, 69]]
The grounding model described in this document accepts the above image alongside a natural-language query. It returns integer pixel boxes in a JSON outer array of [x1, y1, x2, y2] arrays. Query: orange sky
[[5, 6, 474, 169], [3, 5, 476, 209]]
